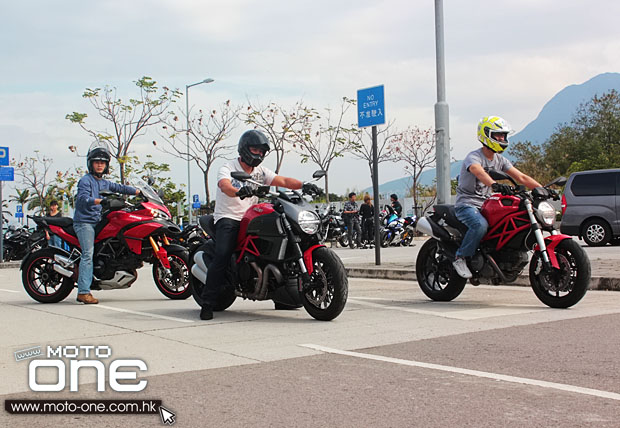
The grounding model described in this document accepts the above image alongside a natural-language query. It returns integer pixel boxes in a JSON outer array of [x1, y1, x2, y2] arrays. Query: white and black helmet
[[87, 140, 111, 176], [238, 130, 270, 167]]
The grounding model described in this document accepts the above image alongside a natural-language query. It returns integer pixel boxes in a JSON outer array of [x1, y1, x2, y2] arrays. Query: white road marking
[[94, 304, 195, 323], [0, 288, 20, 293], [300, 344, 620, 401], [348, 297, 544, 320]]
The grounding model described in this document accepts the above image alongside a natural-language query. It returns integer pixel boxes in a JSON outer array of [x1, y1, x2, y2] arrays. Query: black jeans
[[361, 217, 374, 243], [200, 218, 240, 309]]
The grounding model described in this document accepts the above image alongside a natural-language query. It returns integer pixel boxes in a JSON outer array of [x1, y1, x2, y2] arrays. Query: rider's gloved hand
[[302, 183, 322, 195], [100, 198, 110, 210], [491, 182, 511, 195], [236, 186, 254, 200]]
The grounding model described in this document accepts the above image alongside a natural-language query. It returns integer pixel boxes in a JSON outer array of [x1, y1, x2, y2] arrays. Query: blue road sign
[[0, 167, 14, 181], [192, 202, 201, 209], [192, 194, 199, 203], [357, 85, 385, 128], [0, 147, 8, 166], [15, 212, 23, 219], [16, 205, 22, 213]]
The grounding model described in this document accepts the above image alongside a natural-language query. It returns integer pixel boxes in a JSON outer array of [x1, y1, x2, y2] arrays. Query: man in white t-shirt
[[200, 130, 317, 320]]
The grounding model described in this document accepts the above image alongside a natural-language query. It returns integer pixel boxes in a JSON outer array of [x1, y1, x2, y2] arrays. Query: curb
[[0, 261, 20, 269], [345, 267, 620, 292]]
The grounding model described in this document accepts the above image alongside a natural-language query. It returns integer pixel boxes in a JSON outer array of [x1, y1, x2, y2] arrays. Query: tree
[[388, 127, 436, 217], [350, 119, 399, 182], [509, 90, 620, 180], [290, 97, 358, 202], [243, 99, 317, 174], [157, 100, 240, 204], [10, 152, 55, 215], [66, 76, 182, 184]]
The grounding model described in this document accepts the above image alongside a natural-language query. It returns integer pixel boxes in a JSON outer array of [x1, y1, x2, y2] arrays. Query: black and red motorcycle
[[21, 178, 191, 303], [415, 169, 590, 308], [189, 171, 348, 321]]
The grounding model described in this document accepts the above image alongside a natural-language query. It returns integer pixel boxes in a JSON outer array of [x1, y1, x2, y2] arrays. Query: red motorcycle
[[415, 169, 590, 308], [189, 171, 348, 321], [21, 178, 190, 303]]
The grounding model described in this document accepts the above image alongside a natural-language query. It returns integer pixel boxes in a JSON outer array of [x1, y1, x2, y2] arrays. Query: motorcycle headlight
[[149, 208, 171, 220], [298, 210, 320, 235], [536, 201, 555, 226]]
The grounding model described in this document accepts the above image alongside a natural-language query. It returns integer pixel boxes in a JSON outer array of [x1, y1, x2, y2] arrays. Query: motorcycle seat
[[44, 216, 73, 227], [199, 215, 216, 239], [433, 205, 468, 234]]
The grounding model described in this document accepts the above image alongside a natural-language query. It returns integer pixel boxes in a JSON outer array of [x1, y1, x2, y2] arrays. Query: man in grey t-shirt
[[452, 116, 542, 279]]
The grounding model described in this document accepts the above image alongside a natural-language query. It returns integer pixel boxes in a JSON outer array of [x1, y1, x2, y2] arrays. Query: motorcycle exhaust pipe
[[416, 217, 451, 242], [191, 251, 208, 284], [53, 264, 74, 278]]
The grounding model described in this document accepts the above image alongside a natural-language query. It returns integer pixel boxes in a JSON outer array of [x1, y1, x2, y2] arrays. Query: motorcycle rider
[[343, 192, 363, 249], [73, 141, 140, 304], [453, 116, 541, 279], [390, 194, 403, 217], [200, 130, 319, 320]]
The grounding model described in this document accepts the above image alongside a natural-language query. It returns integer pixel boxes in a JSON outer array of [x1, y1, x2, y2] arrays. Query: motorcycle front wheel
[[153, 248, 192, 300], [303, 247, 348, 321], [415, 238, 466, 301], [22, 248, 75, 303], [529, 239, 590, 308]]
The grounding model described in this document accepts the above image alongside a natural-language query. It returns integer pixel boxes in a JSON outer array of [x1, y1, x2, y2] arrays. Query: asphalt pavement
[[1, 238, 620, 427]]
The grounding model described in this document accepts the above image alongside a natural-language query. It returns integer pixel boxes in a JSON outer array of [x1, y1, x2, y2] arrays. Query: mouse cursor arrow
[[159, 406, 176, 425]]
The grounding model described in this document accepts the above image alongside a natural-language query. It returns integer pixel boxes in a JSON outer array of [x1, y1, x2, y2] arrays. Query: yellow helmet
[[477, 116, 513, 153]]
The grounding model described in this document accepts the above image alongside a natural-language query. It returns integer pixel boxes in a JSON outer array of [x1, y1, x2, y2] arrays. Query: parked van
[[560, 168, 620, 246]]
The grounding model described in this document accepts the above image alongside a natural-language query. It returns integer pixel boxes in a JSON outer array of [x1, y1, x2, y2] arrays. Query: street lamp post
[[186, 78, 214, 225]]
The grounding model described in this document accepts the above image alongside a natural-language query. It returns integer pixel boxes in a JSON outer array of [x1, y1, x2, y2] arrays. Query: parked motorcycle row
[[15, 168, 592, 314], [2, 224, 47, 261], [315, 203, 417, 248]]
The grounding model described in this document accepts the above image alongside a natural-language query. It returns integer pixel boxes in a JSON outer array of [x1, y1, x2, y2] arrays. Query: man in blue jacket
[[73, 141, 139, 304]]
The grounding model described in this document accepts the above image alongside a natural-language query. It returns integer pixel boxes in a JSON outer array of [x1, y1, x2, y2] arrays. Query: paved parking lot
[[2, 261, 620, 427]]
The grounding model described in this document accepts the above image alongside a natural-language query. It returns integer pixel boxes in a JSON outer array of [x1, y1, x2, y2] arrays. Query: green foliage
[[509, 89, 620, 181]]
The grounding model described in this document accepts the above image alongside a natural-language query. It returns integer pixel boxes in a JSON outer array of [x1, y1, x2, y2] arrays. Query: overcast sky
[[2, 0, 620, 200]]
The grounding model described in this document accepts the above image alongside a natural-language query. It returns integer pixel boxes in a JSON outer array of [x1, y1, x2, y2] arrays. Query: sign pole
[[371, 125, 381, 265], [0, 181, 4, 263]]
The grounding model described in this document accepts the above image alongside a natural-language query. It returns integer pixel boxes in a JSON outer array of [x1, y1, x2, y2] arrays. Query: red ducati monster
[[189, 171, 348, 321], [21, 178, 191, 303], [415, 169, 590, 308]]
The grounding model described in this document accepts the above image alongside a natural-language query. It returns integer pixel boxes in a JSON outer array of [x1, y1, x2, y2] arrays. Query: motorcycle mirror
[[545, 176, 567, 187], [312, 170, 326, 179], [231, 171, 251, 181], [157, 189, 165, 198], [146, 176, 156, 186]]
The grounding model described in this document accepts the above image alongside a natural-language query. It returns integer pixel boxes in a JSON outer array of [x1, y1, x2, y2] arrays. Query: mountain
[[363, 72, 620, 197], [511, 72, 620, 145]]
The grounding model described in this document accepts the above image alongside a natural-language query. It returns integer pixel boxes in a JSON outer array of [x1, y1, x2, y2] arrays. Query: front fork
[[525, 199, 553, 270], [280, 213, 311, 283]]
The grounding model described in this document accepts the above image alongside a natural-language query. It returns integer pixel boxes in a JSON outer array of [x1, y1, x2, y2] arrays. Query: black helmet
[[87, 141, 111, 177], [238, 130, 270, 167]]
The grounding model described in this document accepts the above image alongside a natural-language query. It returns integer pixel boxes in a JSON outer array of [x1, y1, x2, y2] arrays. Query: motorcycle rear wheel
[[529, 239, 590, 308], [303, 247, 348, 321], [153, 249, 192, 300], [22, 248, 74, 303], [415, 238, 466, 301]]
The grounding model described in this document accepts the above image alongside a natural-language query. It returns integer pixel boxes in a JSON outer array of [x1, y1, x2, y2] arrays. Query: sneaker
[[76, 293, 99, 304], [452, 257, 472, 279], [200, 306, 213, 320]]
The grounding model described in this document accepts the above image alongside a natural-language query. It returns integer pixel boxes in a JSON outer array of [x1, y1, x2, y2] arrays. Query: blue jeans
[[74, 222, 96, 295], [200, 218, 240, 309], [455, 204, 488, 258]]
